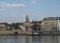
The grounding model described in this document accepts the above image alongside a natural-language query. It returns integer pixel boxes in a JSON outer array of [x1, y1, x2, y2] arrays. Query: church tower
[[24, 15, 32, 33], [25, 15, 30, 23]]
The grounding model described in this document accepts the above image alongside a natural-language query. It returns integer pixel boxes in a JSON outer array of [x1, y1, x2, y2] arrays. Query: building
[[24, 15, 33, 33], [41, 17, 60, 31], [32, 21, 41, 31], [0, 23, 8, 31]]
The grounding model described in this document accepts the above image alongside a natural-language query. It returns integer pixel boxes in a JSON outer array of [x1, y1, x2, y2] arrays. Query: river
[[0, 35, 60, 43]]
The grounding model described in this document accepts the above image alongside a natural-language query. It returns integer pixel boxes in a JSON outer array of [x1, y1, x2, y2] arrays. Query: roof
[[32, 21, 42, 23], [43, 17, 60, 21]]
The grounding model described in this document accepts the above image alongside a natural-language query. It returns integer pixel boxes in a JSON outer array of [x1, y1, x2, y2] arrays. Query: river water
[[0, 35, 60, 43]]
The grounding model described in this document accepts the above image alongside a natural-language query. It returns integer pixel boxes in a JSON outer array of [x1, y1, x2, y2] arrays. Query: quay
[[0, 30, 60, 36]]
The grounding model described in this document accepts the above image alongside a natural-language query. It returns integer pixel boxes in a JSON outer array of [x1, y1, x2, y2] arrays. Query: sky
[[0, 0, 60, 23]]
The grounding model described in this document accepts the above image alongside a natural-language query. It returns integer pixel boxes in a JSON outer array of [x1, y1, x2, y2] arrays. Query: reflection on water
[[0, 35, 60, 43]]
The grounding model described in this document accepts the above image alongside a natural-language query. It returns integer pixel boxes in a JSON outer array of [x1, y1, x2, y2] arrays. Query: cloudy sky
[[0, 0, 60, 23]]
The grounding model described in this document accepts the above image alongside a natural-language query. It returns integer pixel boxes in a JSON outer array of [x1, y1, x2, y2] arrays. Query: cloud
[[0, 2, 27, 11], [30, 0, 37, 4], [0, 2, 26, 8]]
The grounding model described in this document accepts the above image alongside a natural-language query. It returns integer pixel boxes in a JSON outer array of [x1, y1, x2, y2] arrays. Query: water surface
[[0, 35, 60, 43]]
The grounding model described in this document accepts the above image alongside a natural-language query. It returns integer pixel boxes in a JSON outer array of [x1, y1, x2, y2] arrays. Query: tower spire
[[25, 15, 30, 23]]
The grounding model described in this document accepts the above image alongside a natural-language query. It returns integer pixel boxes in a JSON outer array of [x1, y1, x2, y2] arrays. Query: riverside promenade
[[0, 30, 60, 36]]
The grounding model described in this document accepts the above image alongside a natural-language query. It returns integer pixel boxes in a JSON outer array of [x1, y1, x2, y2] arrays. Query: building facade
[[41, 17, 60, 31]]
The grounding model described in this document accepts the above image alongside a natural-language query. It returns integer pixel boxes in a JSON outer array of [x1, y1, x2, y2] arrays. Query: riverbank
[[0, 33, 60, 36], [0, 31, 60, 36]]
